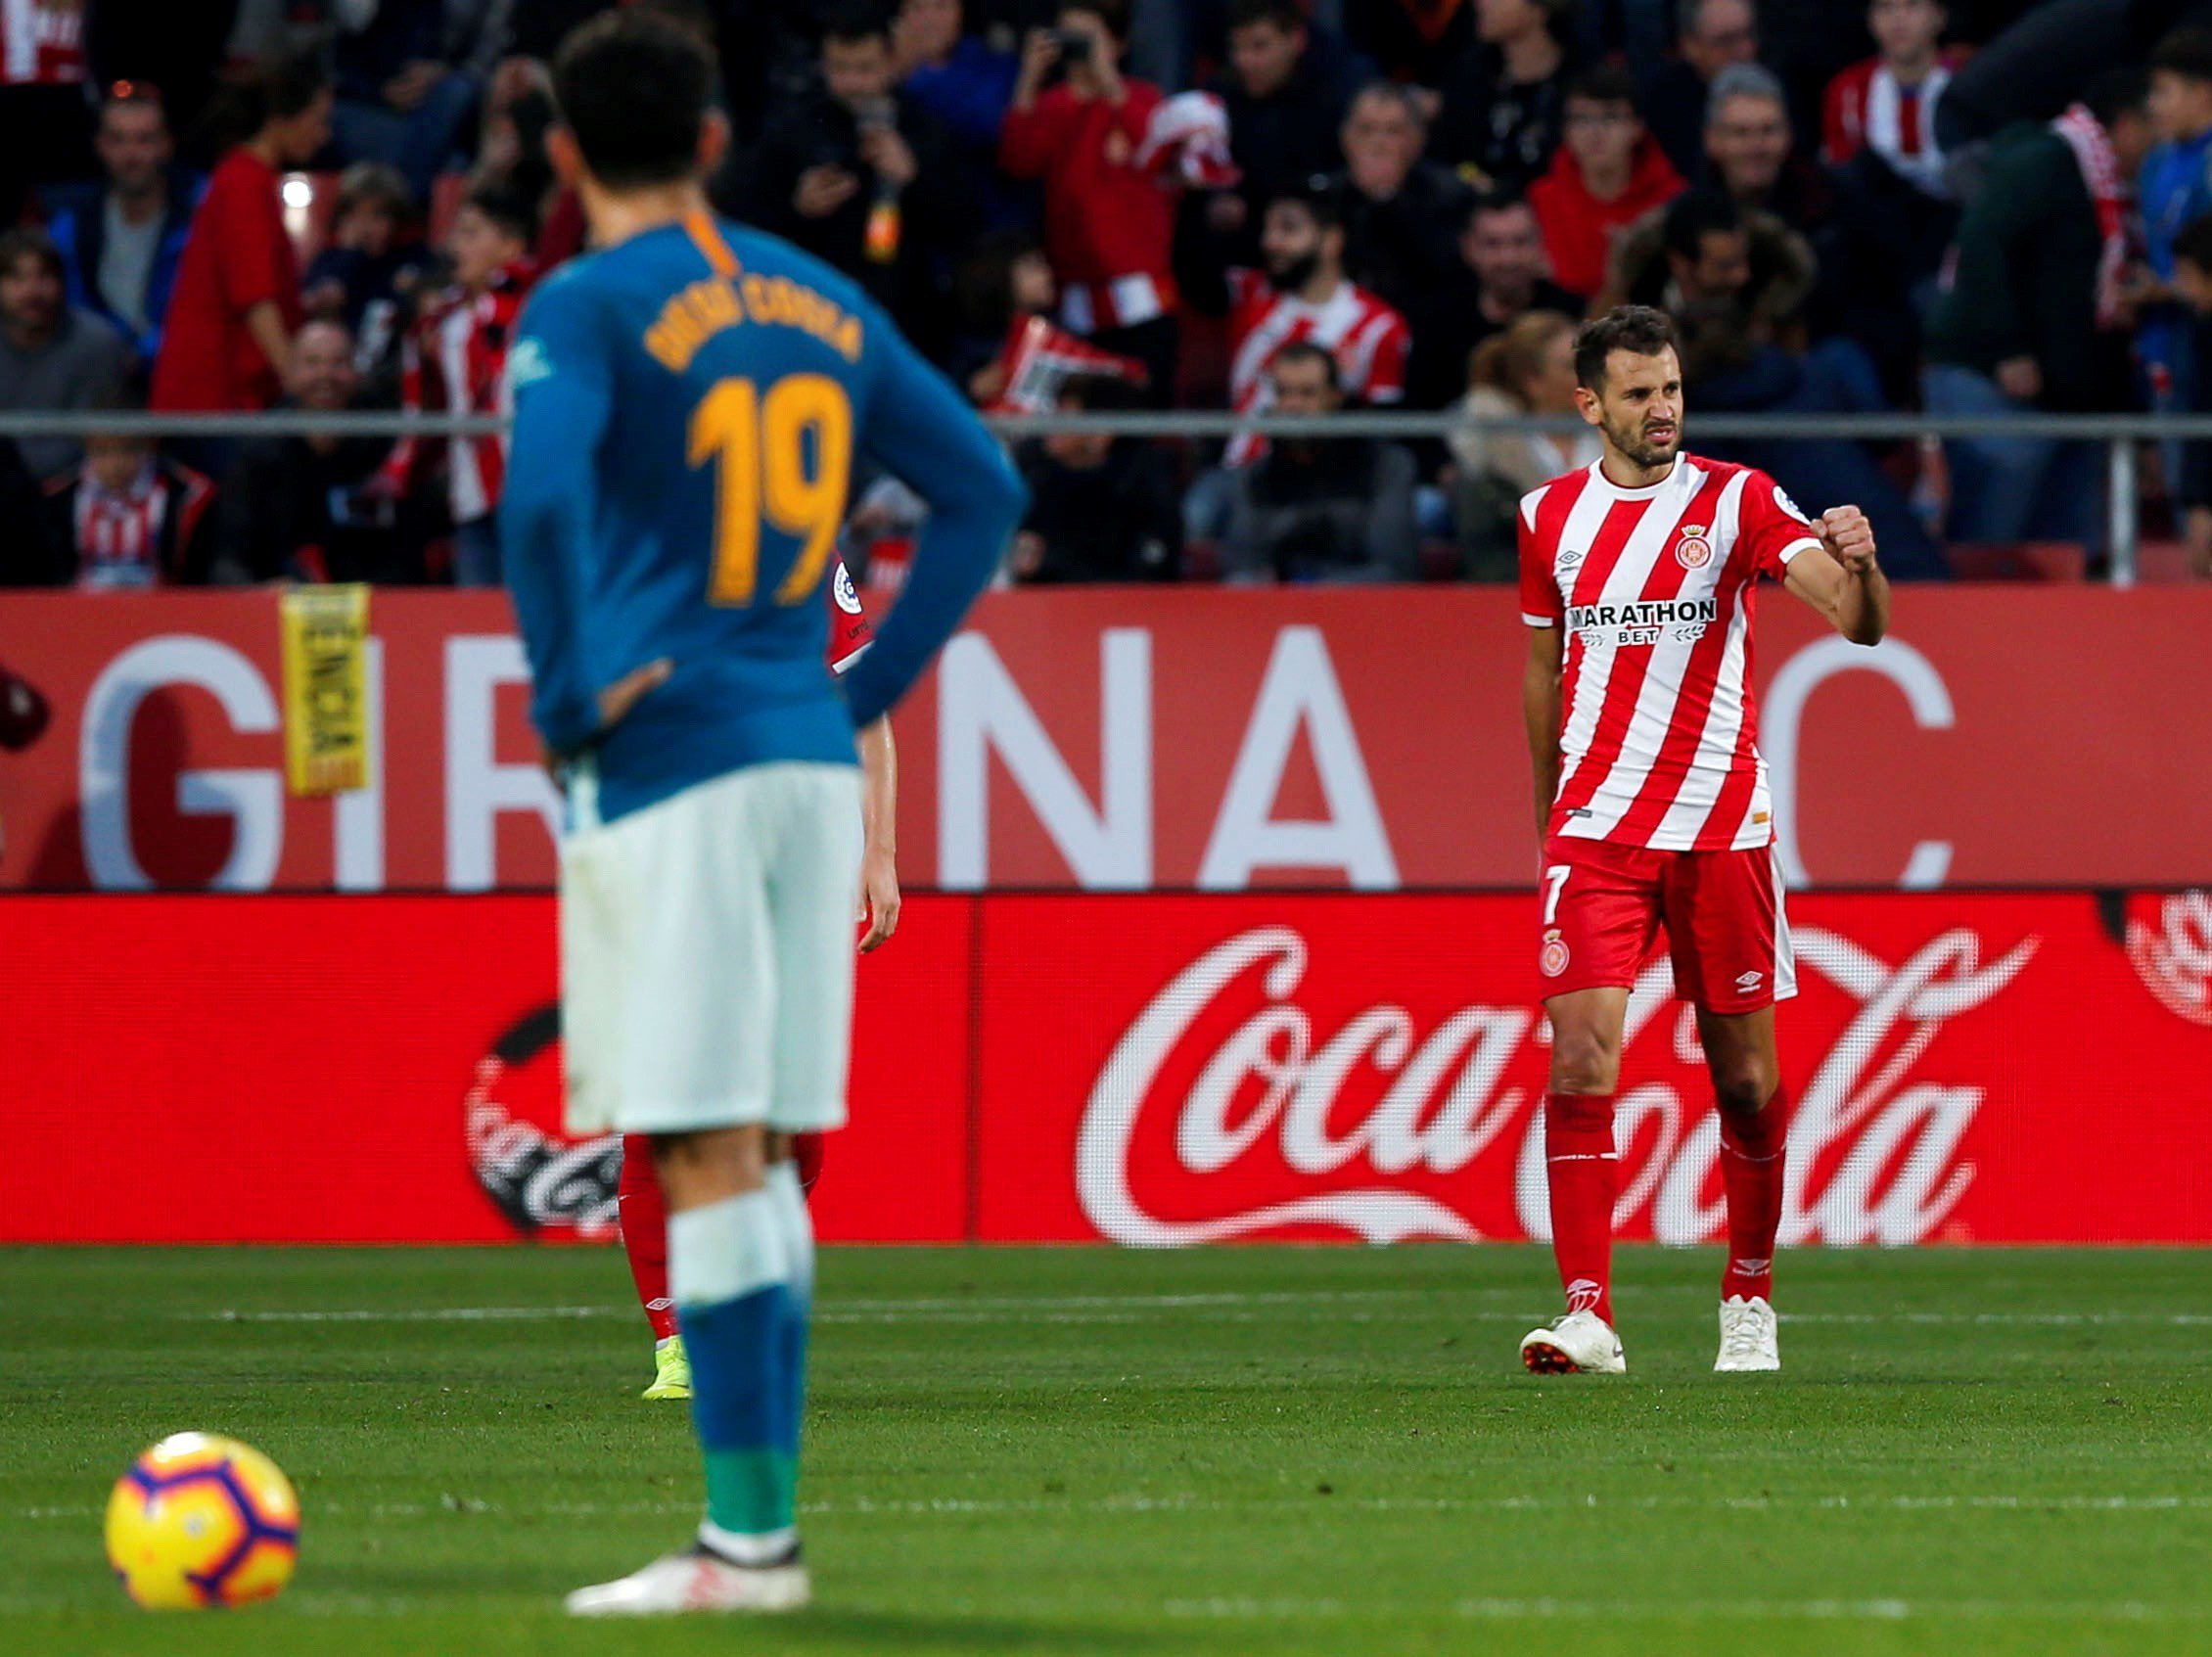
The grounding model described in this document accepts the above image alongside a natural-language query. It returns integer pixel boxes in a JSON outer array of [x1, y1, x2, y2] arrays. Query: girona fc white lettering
[[1077, 923, 2037, 1249]]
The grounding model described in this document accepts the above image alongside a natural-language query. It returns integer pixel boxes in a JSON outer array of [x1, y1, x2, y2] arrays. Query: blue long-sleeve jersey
[[501, 209, 1025, 825]]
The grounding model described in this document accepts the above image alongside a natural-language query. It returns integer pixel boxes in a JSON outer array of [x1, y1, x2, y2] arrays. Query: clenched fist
[[1818, 505, 1877, 575]]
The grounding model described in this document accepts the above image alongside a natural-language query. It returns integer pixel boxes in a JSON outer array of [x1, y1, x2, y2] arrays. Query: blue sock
[[765, 1163, 815, 1459], [668, 1191, 792, 1549]]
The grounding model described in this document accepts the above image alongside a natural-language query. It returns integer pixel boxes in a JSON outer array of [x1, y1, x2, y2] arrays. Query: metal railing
[[3, 408, 2199, 586]]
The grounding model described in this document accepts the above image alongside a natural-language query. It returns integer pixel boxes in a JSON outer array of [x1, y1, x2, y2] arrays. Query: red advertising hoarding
[[6, 890, 2207, 1246], [2, 587, 2209, 894]]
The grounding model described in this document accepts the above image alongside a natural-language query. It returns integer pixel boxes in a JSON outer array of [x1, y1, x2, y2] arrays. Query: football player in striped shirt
[[1516, 304, 1887, 1377]]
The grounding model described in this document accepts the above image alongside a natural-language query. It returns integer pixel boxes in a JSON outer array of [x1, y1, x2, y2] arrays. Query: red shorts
[[1537, 837, 1795, 1013]]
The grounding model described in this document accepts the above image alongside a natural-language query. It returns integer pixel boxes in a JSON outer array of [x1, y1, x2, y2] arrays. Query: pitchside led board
[[0, 588, 2208, 1247]]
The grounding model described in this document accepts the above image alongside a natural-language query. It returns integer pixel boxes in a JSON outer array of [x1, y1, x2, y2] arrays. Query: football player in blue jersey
[[502, 9, 1025, 1616]]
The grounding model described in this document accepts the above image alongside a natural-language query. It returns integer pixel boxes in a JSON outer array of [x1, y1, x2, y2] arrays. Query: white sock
[[765, 1162, 814, 1303], [667, 1191, 786, 1309]]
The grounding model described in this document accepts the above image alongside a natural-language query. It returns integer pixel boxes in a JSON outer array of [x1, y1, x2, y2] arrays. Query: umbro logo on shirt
[[1558, 549, 1585, 569]]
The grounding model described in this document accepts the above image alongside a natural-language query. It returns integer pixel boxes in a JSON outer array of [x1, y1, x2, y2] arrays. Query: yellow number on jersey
[[687, 373, 853, 607]]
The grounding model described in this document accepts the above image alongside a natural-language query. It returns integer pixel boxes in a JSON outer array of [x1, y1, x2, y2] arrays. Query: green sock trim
[[702, 1447, 796, 1535]]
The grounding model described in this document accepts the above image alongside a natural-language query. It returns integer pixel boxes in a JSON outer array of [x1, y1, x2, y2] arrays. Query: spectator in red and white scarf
[[39, 423, 216, 589], [1000, 0, 1180, 404], [377, 181, 536, 587], [1822, 0, 1964, 200]]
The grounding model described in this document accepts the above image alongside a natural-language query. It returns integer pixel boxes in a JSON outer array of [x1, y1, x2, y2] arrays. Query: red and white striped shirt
[[385, 260, 536, 526], [0, 0, 84, 86], [1822, 54, 1961, 199], [1519, 455, 1820, 852], [1224, 269, 1408, 467]]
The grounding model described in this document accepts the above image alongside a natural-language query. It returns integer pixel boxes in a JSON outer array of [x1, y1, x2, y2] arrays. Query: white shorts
[[559, 761, 863, 1137]]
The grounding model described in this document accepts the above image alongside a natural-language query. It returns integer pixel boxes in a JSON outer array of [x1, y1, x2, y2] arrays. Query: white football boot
[[1714, 1295, 1781, 1372], [1519, 1309, 1627, 1374], [565, 1543, 810, 1616]]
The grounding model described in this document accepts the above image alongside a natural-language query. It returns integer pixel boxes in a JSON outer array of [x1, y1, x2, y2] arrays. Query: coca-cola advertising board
[[5, 890, 2207, 1245], [2, 587, 2209, 893]]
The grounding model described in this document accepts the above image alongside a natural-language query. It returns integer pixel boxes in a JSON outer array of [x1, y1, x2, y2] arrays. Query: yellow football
[[105, 1433, 300, 1609]]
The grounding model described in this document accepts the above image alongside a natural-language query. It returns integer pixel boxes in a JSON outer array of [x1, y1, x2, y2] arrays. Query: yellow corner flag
[[279, 584, 373, 797]]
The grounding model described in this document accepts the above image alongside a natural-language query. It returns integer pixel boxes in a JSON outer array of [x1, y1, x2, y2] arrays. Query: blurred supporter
[[1602, 188, 1815, 368], [1429, 0, 1576, 195], [151, 53, 331, 418], [1000, 0, 1180, 399], [1331, 81, 1473, 318], [38, 412, 217, 588], [213, 318, 425, 584], [1700, 62, 1925, 400], [1011, 374, 1180, 582], [0, 0, 92, 223], [1347, 0, 1475, 87], [300, 162, 428, 387], [719, 2, 976, 359], [1528, 64, 1683, 300], [1822, 0, 1960, 197], [1218, 186, 1408, 466], [376, 181, 535, 587], [329, 0, 487, 199], [2137, 30, 2212, 447], [1922, 68, 2155, 546], [43, 83, 203, 365], [1642, 0, 1760, 181], [2167, 212, 2212, 575], [1406, 189, 1582, 410], [1206, 0, 1355, 249], [1446, 308, 1598, 579], [894, 0, 1024, 225], [1223, 340, 1417, 583], [0, 227, 133, 483]]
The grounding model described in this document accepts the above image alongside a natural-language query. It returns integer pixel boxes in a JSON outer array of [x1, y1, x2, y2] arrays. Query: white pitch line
[[1166, 1596, 2205, 1623], [18, 1493, 2211, 1523], [173, 1296, 2212, 1328]]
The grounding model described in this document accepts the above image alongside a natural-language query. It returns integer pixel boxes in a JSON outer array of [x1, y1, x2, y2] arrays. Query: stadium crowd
[[3, 0, 2212, 587]]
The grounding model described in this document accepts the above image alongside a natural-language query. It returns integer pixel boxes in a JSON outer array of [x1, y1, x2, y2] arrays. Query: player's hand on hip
[[857, 847, 901, 953], [1818, 506, 1877, 575], [595, 658, 673, 733]]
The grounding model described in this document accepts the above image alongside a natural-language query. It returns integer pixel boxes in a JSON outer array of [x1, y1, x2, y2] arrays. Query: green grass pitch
[[5, 1244, 2210, 1655]]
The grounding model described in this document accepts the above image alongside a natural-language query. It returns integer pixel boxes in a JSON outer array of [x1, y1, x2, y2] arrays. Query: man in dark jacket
[[212, 320, 427, 584], [716, 1, 977, 360], [1224, 342, 1416, 583], [1923, 69, 2156, 544], [43, 84, 204, 365], [1207, 0, 1357, 253], [1330, 82, 1474, 319], [1011, 377, 1180, 582]]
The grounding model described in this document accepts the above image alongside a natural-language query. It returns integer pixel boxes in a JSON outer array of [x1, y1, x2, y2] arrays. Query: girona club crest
[[2124, 891, 2212, 1027], [1540, 929, 1571, 977], [1675, 525, 1714, 569]]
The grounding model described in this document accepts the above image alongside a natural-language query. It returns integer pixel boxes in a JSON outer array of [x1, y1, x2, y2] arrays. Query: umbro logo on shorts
[[1734, 970, 1764, 991]]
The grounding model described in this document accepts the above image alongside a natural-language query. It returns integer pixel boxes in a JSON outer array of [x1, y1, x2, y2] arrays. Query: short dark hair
[[1662, 189, 1745, 261], [1271, 338, 1340, 389], [1266, 181, 1344, 233], [335, 161, 414, 225], [1059, 0, 1130, 42], [821, 0, 893, 48], [1463, 187, 1532, 233], [1573, 304, 1680, 390], [553, 9, 716, 191], [2084, 66, 2152, 131], [1566, 62, 1640, 111], [257, 51, 329, 124], [0, 226, 64, 283], [464, 179, 537, 246], [2152, 26, 2212, 86], [2175, 212, 2212, 273], [1227, 0, 1304, 33]]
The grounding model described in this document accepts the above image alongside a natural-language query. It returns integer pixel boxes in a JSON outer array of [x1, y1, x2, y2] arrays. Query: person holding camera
[[716, 1, 975, 360], [1000, 0, 1179, 402]]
